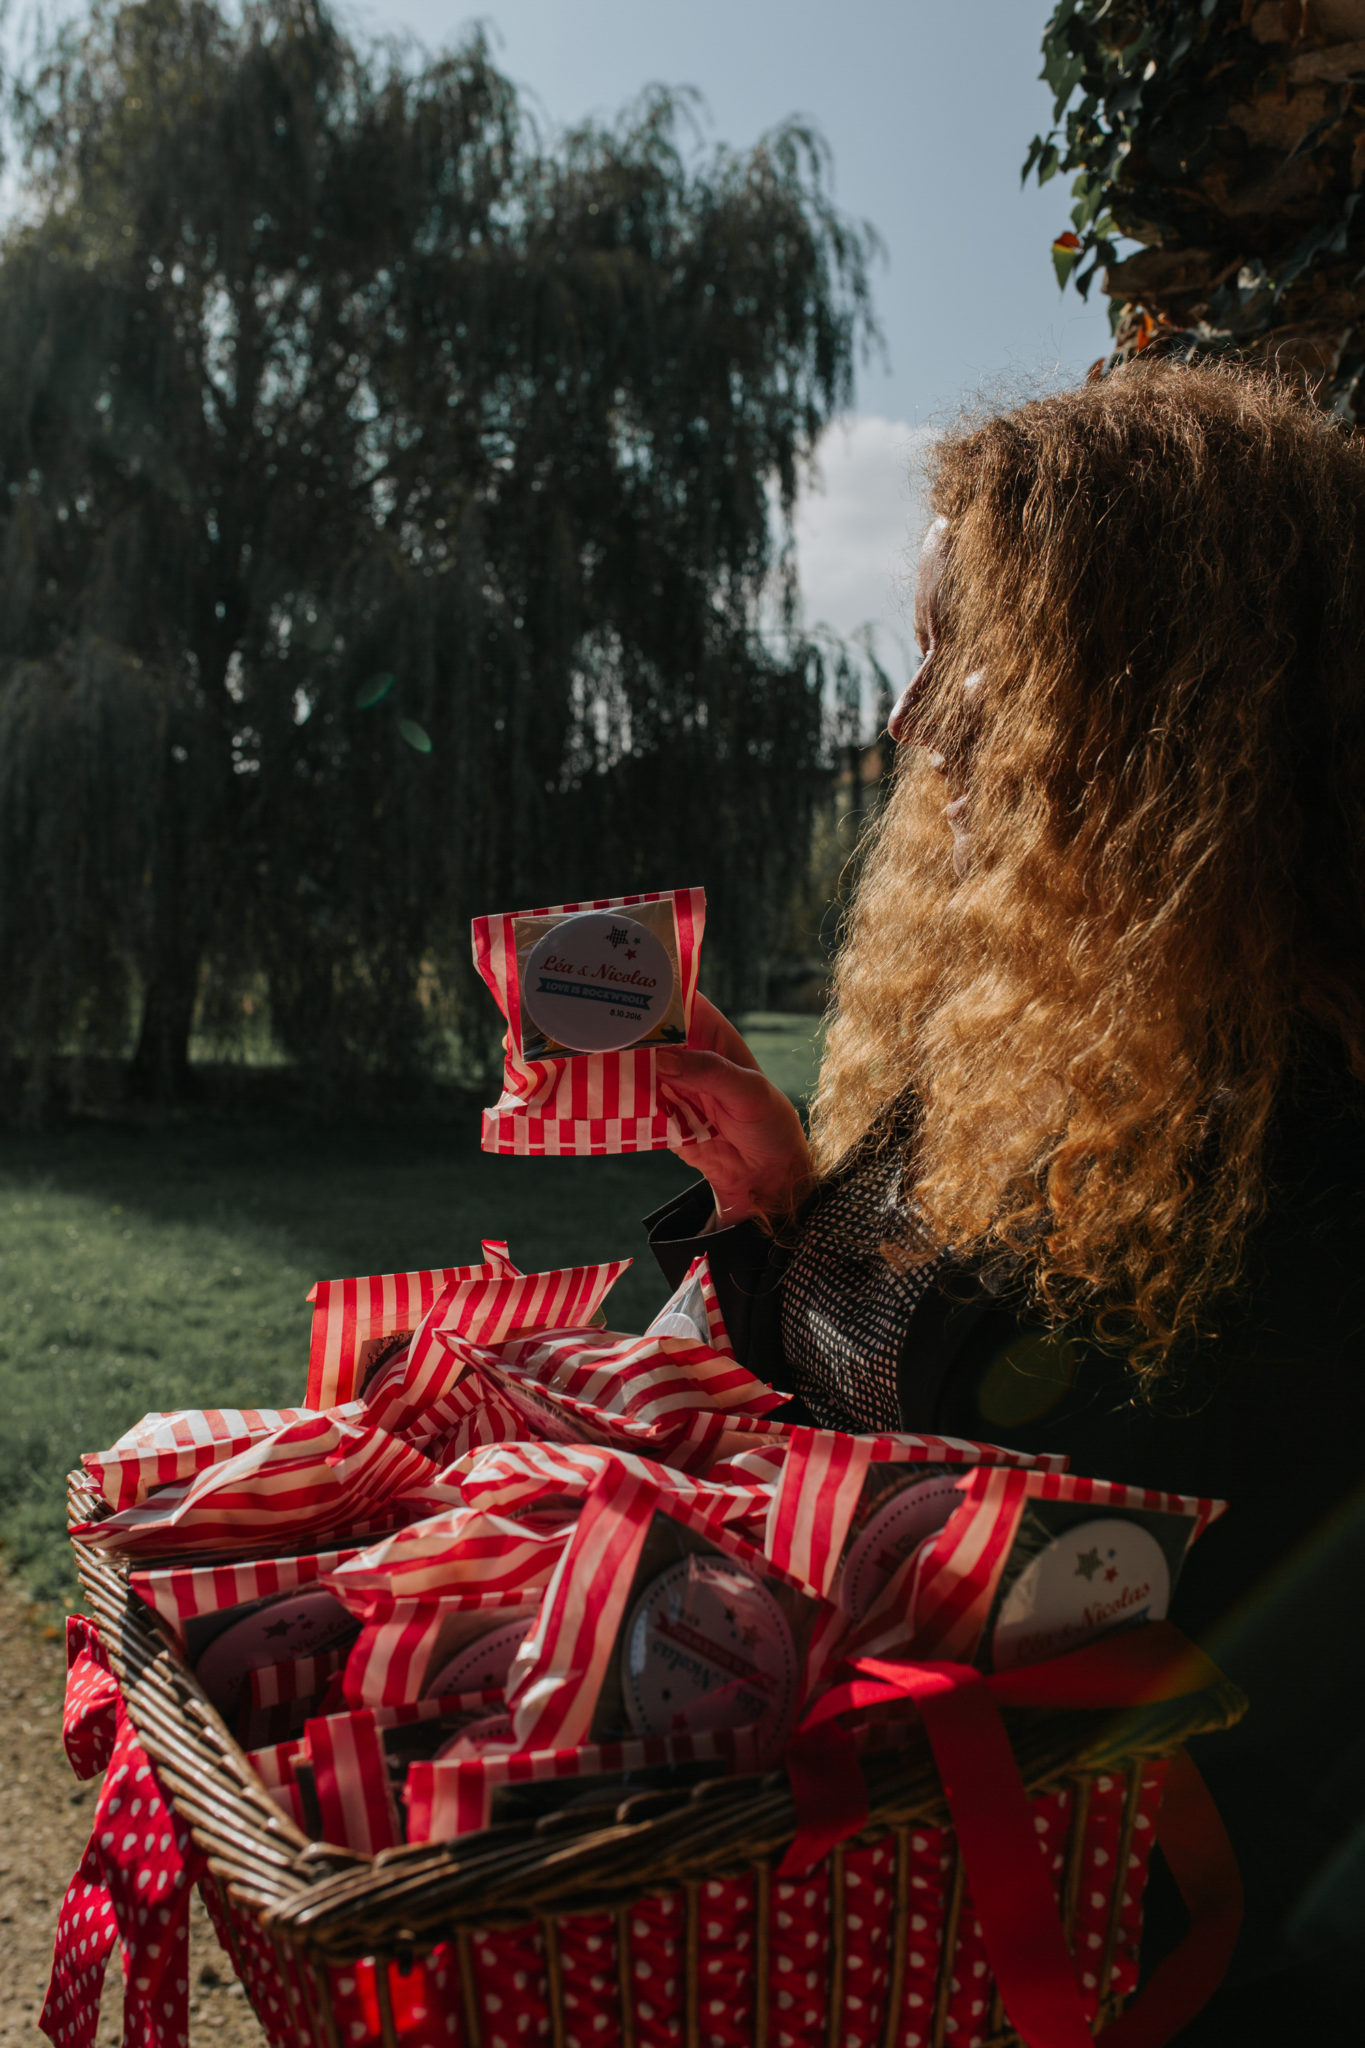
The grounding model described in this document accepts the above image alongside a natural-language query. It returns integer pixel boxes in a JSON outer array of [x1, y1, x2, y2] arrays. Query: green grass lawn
[[736, 1012, 826, 1103], [0, 1016, 824, 1607]]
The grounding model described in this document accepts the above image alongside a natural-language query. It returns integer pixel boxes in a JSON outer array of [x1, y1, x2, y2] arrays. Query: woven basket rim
[[66, 1470, 1248, 1963]]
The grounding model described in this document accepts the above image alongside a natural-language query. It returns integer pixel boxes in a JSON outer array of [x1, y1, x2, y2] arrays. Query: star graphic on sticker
[[626, 947, 637, 959], [1074, 1548, 1103, 1580], [1104, 1567, 1118, 1582], [264, 1619, 293, 1638]]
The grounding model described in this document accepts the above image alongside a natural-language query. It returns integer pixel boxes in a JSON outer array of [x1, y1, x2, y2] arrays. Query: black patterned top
[[777, 1144, 947, 1431]]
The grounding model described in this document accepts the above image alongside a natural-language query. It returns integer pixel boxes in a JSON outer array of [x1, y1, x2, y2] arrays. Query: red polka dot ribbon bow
[[41, 1616, 206, 2048]]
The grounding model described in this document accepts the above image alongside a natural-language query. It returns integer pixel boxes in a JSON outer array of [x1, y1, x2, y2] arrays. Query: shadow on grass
[[0, 1094, 690, 1291]]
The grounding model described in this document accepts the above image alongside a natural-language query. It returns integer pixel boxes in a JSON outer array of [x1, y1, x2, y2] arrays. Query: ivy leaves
[[1024, 3, 1237, 282], [1023, 0, 1365, 400], [1052, 230, 1083, 289]]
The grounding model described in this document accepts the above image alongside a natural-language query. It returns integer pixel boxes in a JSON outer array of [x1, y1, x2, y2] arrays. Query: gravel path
[[0, 1573, 265, 2048]]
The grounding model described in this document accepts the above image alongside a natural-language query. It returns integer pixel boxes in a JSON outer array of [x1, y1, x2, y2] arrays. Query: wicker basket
[[66, 1473, 1246, 2048]]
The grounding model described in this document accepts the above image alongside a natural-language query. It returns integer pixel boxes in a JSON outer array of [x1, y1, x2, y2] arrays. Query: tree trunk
[[128, 957, 200, 1106]]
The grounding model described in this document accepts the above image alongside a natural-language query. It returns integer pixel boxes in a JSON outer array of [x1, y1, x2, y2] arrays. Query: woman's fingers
[[655, 1047, 777, 1123], [657, 1045, 811, 1228], [663, 1133, 762, 1231]]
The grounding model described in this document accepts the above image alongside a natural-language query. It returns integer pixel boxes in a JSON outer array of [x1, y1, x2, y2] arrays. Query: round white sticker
[[193, 1588, 358, 1716], [839, 1469, 968, 1621], [422, 1618, 531, 1700], [621, 1555, 797, 1751], [991, 1516, 1171, 1672], [434, 1711, 516, 1760], [523, 910, 675, 1054]]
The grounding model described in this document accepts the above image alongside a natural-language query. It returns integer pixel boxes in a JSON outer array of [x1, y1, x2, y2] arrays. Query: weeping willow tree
[[0, 0, 879, 1104], [1027, 0, 1365, 412]]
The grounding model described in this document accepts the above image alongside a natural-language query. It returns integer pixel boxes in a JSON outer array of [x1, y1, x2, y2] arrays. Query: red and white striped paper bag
[[126, 1548, 361, 1742], [379, 1461, 471, 1523], [244, 1738, 308, 1830], [454, 1353, 685, 1461], [471, 887, 718, 1155], [447, 1323, 790, 1468], [904, 1465, 1227, 1669], [362, 1247, 631, 1437], [689, 1411, 797, 1483], [496, 1323, 787, 1426], [247, 1653, 348, 1717], [326, 1506, 573, 1601], [448, 1439, 772, 1527], [763, 1426, 1065, 1608], [303, 1707, 404, 1854], [337, 1586, 545, 1708], [297, 1692, 512, 1852], [82, 1404, 348, 1512], [438, 1251, 631, 1347], [405, 1725, 760, 1843], [304, 1244, 522, 1410], [507, 1462, 832, 1765], [399, 1365, 529, 1462], [129, 1547, 361, 1641], [644, 1253, 735, 1354], [504, 1462, 663, 1752], [239, 1651, 349, 1750], [69, 1411, 434, 1558]]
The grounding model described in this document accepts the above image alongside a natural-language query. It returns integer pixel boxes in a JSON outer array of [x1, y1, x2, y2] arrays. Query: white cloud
[[789, 415, 936, 655]]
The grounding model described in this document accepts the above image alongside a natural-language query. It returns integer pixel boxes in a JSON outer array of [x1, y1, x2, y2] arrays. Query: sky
[[345, 0, 1114, 660]]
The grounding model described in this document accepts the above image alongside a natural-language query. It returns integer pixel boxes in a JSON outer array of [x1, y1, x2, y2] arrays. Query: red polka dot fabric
[[1069, 1765, 1170, 2018], [60, 1617, 119, 1780], [56, 1784, 1169, 2048], [554, 1913, 619, 2046], [42, 1632, 205, 2048], [691, 1877, 758, 2042], [837, 1840, 898, 2045], [770, 1867, 833, 2040], [40, 1823, 118, 2048], [893, 1822, 953, 2044], [467, 1926, 554, 2048], [46, 1618, 1172, 2048], [623, 1894, 684, 2048], [198, 1876, 305, 2048]]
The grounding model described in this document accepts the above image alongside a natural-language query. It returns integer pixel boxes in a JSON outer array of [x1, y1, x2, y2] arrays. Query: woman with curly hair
[[651, 362, 1365, 2041]]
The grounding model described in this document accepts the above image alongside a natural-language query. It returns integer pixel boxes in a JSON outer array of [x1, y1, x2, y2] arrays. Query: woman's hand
[[656, 993, 812, 1229]]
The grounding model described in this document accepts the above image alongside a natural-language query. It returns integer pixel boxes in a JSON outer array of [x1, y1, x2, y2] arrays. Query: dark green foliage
[[1024, 2, 1265, 306], [0, 0, 879, 1103], [1024, 2, 1365, 413]]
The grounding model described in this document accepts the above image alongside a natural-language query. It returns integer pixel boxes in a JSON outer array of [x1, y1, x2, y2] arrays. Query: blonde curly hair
[[810, 363, 1365, 1378]]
